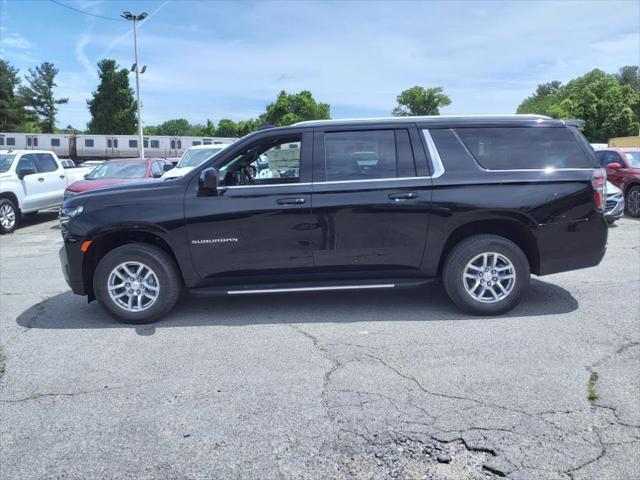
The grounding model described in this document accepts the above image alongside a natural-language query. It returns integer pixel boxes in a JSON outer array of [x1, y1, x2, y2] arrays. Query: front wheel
[[0, 198, 18, 234], [626, 186, 640, 218], [94, 243, 182, 323], [443, 234, 530, 316]]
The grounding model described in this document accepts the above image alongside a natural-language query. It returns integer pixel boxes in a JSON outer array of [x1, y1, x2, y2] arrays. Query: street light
[[121, 11, 148, 159]]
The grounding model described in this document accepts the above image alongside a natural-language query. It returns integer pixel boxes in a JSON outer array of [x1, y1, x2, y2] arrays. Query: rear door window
[[34, 153, 59, 172], [455, 127, 597, 170], [323, 130, 399, 181]]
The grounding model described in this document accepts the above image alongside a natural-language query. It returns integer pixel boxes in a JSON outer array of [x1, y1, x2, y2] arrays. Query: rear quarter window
[[455, 127, 597, 170]]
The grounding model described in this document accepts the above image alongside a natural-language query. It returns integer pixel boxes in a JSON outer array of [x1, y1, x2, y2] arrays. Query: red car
[[64, 158, 172, 198], [595, 148, 640, 217]]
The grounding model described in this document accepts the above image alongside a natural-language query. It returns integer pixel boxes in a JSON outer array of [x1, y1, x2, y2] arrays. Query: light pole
[[121, 11, 148, 159]]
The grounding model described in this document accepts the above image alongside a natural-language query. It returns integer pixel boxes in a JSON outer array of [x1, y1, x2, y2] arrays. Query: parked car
[[604, 181, 624, 224], [161, 144, 229, 179], [58, 115, 608, 324], [64, 158, 173, 198], [0, 149, 87, 233], [595, 148, 640, 217]]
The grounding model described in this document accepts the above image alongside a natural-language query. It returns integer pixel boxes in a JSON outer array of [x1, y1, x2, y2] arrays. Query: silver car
[[605, 181, 624, 224]]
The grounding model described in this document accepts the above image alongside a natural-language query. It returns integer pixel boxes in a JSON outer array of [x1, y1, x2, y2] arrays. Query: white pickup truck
[[0, 150, 90, 233]]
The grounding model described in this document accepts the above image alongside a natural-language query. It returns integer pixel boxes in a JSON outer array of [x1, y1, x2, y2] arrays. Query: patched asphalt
[[1, 212, 639, 479]]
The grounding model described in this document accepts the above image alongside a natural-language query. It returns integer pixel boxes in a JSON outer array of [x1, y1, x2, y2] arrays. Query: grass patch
[[587, 371, 599, 403]]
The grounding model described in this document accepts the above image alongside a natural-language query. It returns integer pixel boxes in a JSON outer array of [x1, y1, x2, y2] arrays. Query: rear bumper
[[536, 213, 608, 276]]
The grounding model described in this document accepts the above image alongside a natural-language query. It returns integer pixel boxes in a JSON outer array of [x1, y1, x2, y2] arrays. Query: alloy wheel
[[463, 252, 516, 303], [628, 190, 640, 216], [108, 261, 160, 312], [0, 204, 16, 230]]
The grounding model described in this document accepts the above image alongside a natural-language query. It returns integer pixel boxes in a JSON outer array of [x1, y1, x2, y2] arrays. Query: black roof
[[292, 114, 567, 129]]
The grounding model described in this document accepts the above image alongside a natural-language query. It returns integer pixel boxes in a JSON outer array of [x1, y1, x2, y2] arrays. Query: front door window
[[219, 136, 301, 186]]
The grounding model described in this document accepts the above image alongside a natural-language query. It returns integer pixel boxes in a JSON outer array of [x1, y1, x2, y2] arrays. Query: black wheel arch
[[436, 218, 540, 276], [82, 226, 185, 300]]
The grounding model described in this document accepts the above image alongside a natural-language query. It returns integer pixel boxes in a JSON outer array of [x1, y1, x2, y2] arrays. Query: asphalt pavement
[[1, 213, 638, 480]]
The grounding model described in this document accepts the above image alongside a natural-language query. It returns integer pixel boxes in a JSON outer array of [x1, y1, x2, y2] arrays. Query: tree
[[0, 60, 33, 131], [17, 62, 68, 133], [392, 86, 451, 116], [262, 90, 330, 126], [154, 118, 192, 136], [236, 119, 261, 137], [86, 59, 136, 134], [517, 81, 563, 117], [517, 68, 640, 142], [215, 119, 238, 137], [615, 65, 640, 91]]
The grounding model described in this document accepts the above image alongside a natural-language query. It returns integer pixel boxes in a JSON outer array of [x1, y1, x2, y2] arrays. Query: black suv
[[59, 115, 608, 323]]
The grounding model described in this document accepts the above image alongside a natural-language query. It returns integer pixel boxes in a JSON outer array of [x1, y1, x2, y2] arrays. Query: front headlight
[[59, 205, 84, 222]]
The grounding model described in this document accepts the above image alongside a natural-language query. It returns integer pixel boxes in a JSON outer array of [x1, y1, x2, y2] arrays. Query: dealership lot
[[1, 214, 638, 479]]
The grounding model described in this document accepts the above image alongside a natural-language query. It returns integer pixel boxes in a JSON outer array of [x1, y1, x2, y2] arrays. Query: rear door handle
[[37, 177, 45, 182], [388, 192, 417, 201], [277, 197, 306, 205]]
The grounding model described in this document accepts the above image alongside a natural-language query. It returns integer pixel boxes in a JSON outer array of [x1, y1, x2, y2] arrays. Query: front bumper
[[59, 243, 86, 295], [605, 195, 624, 220]]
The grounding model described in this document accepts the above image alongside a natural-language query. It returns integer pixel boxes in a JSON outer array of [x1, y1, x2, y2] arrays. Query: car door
[[310, 126, 432, 273], [185, 129, 315, 281], [15, 154, 50, 211], [600, 151, 624, 186], [33, 153, 67, 207]]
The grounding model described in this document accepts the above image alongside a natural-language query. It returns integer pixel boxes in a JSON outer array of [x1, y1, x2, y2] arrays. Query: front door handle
[[37, 177, 45, 182], [277, 197, 306, 206], [388, 192, 417, 201]]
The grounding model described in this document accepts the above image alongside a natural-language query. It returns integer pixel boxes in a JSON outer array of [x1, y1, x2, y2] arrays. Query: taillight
[[591, 168, 607, 210]]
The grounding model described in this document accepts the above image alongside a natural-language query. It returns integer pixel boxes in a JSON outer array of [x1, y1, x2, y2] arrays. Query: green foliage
[[153, 118, 192, 136], [17, 62, 68, 133], [263, 90, 330, 126], [87, 59, 137, 135], [0, 60, 34, 132], [517, 68, 640, 142], [143, 91, 330, 139], [215, 119, 238, 137], [392, 86, 451, 116], [615, 65, 640, 91]]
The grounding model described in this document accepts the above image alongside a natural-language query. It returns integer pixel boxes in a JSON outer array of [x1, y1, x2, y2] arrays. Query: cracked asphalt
[[1, 212, 639, 480]]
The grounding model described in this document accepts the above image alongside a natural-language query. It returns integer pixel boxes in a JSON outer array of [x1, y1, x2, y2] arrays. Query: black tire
[[442, 234, 530, 316], [0, 198, 19, 234], [625, 185, 640, 218], [93, 243, 182, 324]]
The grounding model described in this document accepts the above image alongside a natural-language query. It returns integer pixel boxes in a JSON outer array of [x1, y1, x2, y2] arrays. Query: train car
[[0, 132, 238, 161], [0, 132, 72, 157]]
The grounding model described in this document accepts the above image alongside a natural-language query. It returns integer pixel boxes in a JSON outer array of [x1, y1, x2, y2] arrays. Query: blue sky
[[1, 0, 639, 130]]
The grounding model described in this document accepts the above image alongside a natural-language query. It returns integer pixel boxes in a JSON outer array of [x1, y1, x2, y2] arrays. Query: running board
[[188, 278, 432, 297]]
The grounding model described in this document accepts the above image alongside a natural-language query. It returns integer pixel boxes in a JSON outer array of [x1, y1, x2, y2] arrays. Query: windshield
[[87, 162, 147, 180], [0, 154, 16, 173], [625, 151, 640, 168], [179, 148, 224, 168]]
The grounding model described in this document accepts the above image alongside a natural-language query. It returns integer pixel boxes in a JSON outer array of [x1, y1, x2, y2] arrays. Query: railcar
[[0, 132, 237, 161]]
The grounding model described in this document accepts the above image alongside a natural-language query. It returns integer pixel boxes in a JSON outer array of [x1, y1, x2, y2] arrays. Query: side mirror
[[17, 167, 36, 180], [198, 167, 220, 196], [162, 164, 174, 172], [607, 162, 621, 170], [152, 171, 163, 178], [84, 173, 90, 179]]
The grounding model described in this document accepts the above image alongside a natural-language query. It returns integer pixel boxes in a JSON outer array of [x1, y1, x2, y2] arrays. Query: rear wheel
[[443, 234, 530, 315], [0, 199, 18, 234], [626, 186, 640, 218], [94, 243, 182, 323]]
